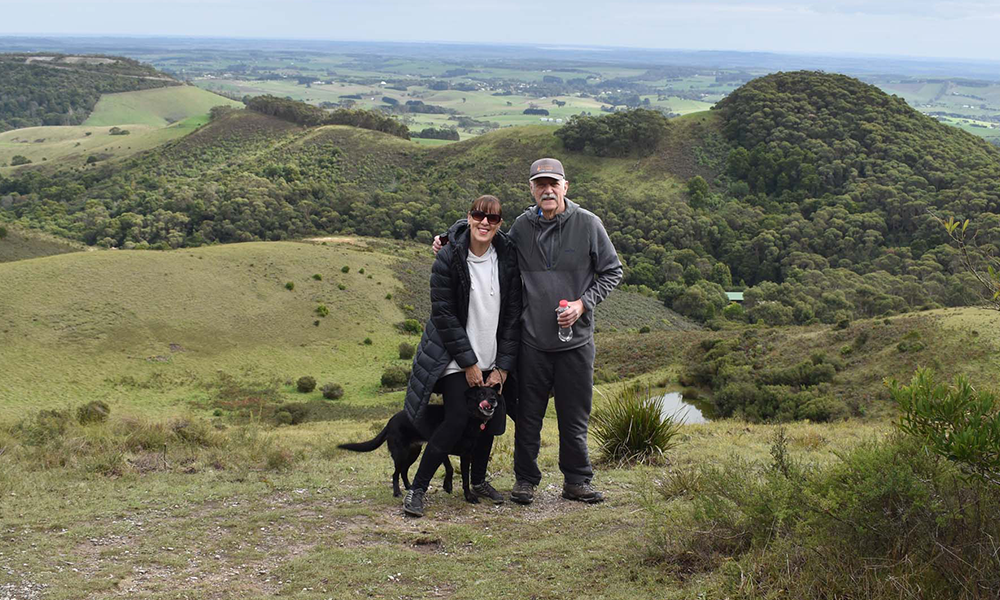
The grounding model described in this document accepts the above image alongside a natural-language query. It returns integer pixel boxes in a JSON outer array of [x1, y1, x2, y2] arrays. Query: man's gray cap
[[529, 158, 566, 181]]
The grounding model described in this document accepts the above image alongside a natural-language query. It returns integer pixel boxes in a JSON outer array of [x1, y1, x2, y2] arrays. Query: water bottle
[[556, 299, 573, 343]]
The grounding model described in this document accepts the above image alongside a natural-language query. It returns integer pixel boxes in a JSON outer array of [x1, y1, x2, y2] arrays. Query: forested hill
[[3, 70, 1000, 325], [0, 53, 178, 132]]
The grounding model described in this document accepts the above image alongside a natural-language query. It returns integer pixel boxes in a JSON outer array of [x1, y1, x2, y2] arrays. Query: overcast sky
[[2, 0, 999, 60]]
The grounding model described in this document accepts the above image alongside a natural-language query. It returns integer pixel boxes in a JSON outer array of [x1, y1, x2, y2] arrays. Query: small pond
[[654, 390, 715, 425]]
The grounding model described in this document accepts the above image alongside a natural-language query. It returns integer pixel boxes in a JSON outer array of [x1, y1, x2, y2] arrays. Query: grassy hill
[[83, 85, 243, 127], [0, 86, 242, 172], [0, 239, 414, 420], [0, 222, 85, 262], [0, 53, 178, 132]]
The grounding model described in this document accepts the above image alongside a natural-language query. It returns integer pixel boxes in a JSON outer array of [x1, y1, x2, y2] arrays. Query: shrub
[[358, 268, 365, 274], [312, 273, 322, 281], [401, 319, 422, 334], [398, 342, 416, 360], [341, 265, 350, 273], [639, 325, 651, 334], [891, 369, 1000, 485], [285, 281, 294, 291], [363, 337, 373, 345], [274, 402, 310, 425], [385, 293, 393, 300], [338, 283, 347, 290], [381, 365, 411, 388], [296, 376, 316, 393], [0, 226, 7, 240], [315, 304, 329, 317], [10, 155, 31, 166], [76, 400, 110, 424], [591, 384, 682, 464], [321, 383, 344, 400]]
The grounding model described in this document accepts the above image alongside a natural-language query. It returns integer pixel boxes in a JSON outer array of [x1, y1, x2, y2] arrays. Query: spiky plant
[[592, 384, 683, 465]]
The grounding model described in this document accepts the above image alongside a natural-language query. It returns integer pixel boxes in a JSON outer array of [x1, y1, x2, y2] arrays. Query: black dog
[[338, 386, 499, 503]]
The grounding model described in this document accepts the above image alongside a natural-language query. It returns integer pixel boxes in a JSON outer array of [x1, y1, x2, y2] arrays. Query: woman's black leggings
[[411, 371, 496, 492]]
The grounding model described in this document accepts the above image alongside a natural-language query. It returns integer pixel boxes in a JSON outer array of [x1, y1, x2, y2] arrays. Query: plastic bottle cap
[[559, 299, 568, 307]]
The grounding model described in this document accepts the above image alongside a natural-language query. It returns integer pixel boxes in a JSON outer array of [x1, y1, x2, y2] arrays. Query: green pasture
[[1, 86, 242, 172], [0, 239, 416, 420], [83, 85, 243, 127]]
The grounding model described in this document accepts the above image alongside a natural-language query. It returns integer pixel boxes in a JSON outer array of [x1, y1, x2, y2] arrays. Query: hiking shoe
[[562, 481, 605, 504], [403, 489, 425, 517], [471, 481, 505, 505], [510, 480, 535, 505]]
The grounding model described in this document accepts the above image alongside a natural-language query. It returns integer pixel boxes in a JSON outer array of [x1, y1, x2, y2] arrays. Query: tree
[[942, 215, 1000, 310]]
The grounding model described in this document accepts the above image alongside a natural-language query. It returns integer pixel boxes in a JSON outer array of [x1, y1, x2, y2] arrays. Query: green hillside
[[0, 239, 410, 419], [83, 85, 243, 127], [0, 53, 178, 132], [0, 86, 241, 172], [3, 71, 1000, 329], [0, 222, 84, 262]]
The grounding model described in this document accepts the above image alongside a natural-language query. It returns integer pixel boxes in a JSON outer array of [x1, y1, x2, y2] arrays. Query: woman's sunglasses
[[469, 210, 502, 225]]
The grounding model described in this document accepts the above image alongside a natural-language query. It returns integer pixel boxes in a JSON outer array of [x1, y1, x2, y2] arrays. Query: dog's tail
[[337, 424, 389, 453]]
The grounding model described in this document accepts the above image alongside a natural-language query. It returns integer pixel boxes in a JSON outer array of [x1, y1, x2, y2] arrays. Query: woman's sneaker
[[510, 480, 535, 505], [403, 489, 425, 517], [562, 481, 604, 503], [471, 481, 505, 504]]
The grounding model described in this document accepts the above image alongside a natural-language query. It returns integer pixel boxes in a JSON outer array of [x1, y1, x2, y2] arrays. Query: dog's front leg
[[461, 454, 478, 503], [442, 458, 454, 494]]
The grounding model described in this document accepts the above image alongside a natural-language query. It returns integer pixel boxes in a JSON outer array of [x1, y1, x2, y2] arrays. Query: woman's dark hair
[[470, 195, 501, 217]]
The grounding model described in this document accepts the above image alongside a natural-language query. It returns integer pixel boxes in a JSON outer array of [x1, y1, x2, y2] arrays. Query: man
[[435, 158, 623, 504]]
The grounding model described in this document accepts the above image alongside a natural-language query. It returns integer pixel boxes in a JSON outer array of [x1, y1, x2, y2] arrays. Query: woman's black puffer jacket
[[403, 226, 521, 437]]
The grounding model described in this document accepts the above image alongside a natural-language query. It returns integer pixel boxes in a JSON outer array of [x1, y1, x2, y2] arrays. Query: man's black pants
[[513, 340, 595, 486]]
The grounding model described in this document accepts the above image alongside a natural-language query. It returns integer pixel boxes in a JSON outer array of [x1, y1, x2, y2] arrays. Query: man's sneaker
[[471, 481, 505, 504], [562, 481, 605, 504], [403, 489, 425, 517], [510, 480, 535, 505]]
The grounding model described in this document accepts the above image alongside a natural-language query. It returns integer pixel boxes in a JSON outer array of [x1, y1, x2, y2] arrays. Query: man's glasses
[[469, 210, 501, 225]]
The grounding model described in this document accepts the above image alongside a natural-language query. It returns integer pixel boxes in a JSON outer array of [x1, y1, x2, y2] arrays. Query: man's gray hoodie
[[508, 198, 623, 352]]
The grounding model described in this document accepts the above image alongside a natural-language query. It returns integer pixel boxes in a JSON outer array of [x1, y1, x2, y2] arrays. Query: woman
[[402, 195, 521, 517]]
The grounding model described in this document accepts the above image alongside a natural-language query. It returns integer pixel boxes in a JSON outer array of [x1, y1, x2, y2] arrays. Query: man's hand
[[484, 368, 507, 391], [464, 364, 484, 388], [432, 235, 443, 254], [557, 299, 586, 328]]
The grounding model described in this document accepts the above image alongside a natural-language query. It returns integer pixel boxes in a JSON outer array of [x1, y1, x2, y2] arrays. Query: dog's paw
[[393, 490, 402, 498], [443, 482, 453, 494], [464, 493, 480, 504]]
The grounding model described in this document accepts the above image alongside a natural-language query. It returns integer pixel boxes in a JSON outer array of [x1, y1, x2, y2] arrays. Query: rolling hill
[[0, 85, 242, 172], [3, 71, 1000, 328]]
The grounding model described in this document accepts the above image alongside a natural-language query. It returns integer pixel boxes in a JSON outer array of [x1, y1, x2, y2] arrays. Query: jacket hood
[[522, 198, 579, 225]]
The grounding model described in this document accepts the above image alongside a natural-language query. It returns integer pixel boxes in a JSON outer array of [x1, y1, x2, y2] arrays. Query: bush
[[646, 431, 1000, 597], [296, 376, 316, 393], [76, 400, 110, 425], [591, 384, 682, 464], [401, 319, 422, 334], [274, 402, 310, 425], [891, 369, 1000, 485], [381, 365, 411, 388], [363, 337, 373, 345], [315, 304, 329, 317], [10, 155, 31, 166], [321, 383, 344, 400], [284, 281, 294, 291], [639, 325, 651, 334], [398, 342, 415, 360], [338, 283, 347, 291], [312, 273, 322, 281], [341, 265, 350, 273]]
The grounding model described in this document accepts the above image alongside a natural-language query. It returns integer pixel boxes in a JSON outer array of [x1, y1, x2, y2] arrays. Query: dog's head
[[465, 386, 499, 427]]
